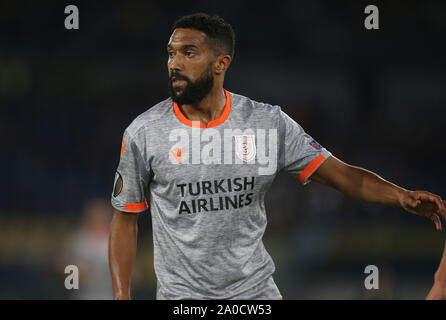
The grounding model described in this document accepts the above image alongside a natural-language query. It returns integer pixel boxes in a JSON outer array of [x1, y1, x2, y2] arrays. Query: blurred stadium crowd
[[1, 0, 445, 299]]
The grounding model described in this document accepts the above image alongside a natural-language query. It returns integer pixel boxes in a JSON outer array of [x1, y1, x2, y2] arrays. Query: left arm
[[310, 156, 446, 230]]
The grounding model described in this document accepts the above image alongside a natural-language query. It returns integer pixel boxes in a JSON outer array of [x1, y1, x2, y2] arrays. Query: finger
[[417, 192, 443, 212], [430, 213, 442, 232], [434, 195, 444, 213], [440, 199, 446, 221]]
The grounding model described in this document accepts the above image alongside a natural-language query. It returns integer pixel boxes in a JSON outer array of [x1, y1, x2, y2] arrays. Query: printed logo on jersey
[[309, 140, 322, 150], [170, 147, 183, 164], [235, 135, 256, 162], [120, 139, 127, 157], [113, 171, 123, 197], [176, 176, 256, 215]]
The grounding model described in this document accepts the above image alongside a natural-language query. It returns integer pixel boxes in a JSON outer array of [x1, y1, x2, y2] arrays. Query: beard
[[168, 63, 214, 105]]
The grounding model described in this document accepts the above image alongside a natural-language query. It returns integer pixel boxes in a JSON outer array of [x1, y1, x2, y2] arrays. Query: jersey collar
[[172, 89, 231, 128]]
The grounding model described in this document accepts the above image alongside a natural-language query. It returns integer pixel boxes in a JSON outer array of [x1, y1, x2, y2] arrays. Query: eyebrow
[[167, 44, 199, 50]]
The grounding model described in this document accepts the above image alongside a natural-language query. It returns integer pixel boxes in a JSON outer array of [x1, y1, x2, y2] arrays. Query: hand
[[399, 190, 446, 231]]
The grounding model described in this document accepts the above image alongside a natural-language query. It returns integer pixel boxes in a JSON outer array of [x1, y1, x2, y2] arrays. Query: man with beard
[[109, 13, 446, 300]]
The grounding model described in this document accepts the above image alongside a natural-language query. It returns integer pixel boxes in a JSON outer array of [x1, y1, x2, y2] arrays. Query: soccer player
[[108, 13, 446, 300]]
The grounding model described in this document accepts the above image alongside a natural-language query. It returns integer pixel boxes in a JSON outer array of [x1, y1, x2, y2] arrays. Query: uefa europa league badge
[[234, 135, 256, 162]]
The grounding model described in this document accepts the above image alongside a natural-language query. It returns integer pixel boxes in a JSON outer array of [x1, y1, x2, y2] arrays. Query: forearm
[[434, 241, 446, 284], [335, 165, 406, 207], [426, 241, 446, 299], [108, 211, 138, 299]]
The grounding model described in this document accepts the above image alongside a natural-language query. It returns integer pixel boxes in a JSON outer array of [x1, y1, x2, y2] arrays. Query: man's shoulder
[[125, 97, 172, 137], [230, 91, 282, 116]]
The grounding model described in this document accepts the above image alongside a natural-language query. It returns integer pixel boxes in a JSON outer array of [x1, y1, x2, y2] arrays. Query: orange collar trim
[[173, 89, 231, 128]]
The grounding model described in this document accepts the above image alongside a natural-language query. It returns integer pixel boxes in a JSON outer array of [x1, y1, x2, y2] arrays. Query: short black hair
[[172, 13, 235, 59]]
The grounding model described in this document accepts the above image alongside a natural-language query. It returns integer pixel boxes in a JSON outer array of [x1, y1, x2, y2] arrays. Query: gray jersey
[[111, 89, 332, 299]]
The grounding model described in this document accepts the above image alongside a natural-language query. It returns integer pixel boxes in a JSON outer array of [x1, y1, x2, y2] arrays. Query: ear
[[214, 55, 231, 75]]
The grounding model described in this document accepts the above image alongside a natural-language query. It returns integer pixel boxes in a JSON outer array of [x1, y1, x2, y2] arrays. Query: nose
[[168, 53, 184, 74]]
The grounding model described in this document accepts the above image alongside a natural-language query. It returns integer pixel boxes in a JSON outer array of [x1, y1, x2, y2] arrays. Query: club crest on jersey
[[309, 139, 322, 150], [235, 135, 256, 162]]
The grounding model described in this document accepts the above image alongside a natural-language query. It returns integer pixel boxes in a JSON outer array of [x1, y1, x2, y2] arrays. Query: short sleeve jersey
[[111, 89, 332, 299]]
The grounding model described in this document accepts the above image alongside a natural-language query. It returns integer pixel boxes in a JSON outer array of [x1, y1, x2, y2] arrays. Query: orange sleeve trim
[[124, 199, 148, 212], [298, 154, 326, 184], [173, 89, 231, 128]]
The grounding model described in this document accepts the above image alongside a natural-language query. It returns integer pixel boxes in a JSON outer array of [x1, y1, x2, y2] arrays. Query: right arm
[[108, 209, 139, 300]]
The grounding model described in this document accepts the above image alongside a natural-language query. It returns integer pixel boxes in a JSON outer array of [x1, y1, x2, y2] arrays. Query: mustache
[[170, 72, 190, 82]]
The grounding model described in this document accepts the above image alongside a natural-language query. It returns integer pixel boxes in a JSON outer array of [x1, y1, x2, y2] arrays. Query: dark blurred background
[[1, 0, 445, 299]]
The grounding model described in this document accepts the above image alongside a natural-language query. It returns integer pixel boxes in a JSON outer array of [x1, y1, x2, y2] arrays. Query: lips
[[172, 77, 186, 85]]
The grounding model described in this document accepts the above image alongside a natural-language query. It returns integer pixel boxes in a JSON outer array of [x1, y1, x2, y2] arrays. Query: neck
[[179, 86, 226, 127]]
